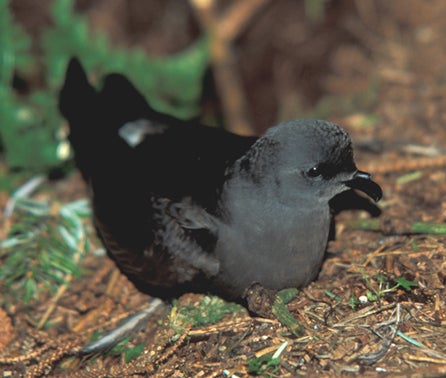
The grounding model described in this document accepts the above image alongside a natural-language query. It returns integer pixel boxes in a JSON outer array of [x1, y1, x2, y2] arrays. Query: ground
[[1, 0, 446, 377]]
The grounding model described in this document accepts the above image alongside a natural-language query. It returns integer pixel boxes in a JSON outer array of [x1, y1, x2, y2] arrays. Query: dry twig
[[190, 0, 270, 135]]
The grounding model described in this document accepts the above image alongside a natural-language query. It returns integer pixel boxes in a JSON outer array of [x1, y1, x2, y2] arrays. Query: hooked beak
[[344, 170, 382, 202]]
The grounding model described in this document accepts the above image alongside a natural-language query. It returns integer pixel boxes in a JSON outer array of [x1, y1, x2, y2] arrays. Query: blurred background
[[4, 0, 443, 177]]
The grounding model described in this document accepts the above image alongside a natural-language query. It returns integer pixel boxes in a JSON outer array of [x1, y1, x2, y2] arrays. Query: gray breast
[[214, 197, 331, 297]]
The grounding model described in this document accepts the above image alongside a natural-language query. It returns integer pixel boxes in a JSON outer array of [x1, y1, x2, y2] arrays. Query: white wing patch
[[119, 119, 168, 147]]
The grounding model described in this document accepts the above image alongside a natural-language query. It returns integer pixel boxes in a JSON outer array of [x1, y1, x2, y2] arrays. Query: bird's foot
[[243, 282, 276, 318]]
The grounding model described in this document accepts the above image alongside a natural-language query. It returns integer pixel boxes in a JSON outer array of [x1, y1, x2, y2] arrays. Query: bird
[[59, 57, 382, 305]]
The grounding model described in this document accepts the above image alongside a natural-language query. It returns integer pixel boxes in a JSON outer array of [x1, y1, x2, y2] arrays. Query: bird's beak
[[344, 170, 382, 202]]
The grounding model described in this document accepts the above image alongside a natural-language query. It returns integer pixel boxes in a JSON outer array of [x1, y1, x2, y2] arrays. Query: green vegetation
[[247, 354, 281, 376], [0, 197, 90, 303], [170, 295, 244, 336], [0, 0, 210, 173], [108, 338, 146, 363], [246, 341, 288, 377], [0, 0, 62, 170], [361, 272, 417, 303], [271, 288, 302, 337], [345, 218, 446, 235]]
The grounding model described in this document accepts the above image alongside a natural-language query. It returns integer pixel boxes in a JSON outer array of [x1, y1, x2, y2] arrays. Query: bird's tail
[[59, 57, 155, 179], [59, 58, 105, 179]]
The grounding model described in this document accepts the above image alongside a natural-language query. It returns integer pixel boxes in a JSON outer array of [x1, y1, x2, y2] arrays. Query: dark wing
[[93, 194, 221, 296], [151, 197, 220, 279], [131, 119, 257, 212], [59, 58, 257, 296]]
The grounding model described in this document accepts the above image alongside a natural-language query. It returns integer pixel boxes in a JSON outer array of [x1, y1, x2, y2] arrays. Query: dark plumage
[[59, 58, 382, 303]]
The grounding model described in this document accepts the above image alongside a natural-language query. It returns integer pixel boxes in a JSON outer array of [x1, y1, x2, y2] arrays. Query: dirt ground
[[2, 0, 446, 376]]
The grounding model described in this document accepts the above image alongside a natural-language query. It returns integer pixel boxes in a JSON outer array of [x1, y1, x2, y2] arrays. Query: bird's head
[[234, 119, 382, 204]]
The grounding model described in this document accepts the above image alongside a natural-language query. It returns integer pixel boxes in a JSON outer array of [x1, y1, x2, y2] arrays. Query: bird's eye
[[307, 165, 322, 178]]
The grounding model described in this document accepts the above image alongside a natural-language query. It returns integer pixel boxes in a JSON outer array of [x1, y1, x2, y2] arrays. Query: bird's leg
[[243, 282, 276, 318]]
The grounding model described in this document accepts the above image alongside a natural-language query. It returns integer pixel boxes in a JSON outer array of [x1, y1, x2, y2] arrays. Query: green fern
[[0, 0, 65, 170], [0, 198, 90, 302], [42, 0, 210, 119]]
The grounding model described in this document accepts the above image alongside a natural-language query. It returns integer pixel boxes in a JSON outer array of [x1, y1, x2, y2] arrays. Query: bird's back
[[59, 58, 257, 296]]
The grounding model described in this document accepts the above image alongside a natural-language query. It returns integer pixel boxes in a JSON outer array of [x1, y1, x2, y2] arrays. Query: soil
[[2, 0, 446, 377]]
